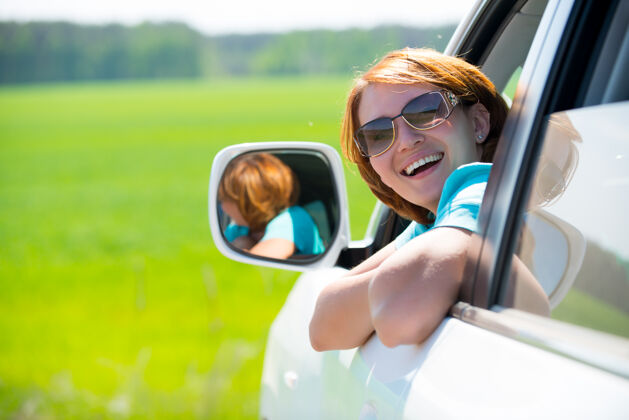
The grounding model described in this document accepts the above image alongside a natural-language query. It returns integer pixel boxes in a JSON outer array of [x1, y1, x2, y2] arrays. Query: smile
[[402, 152, 444, 176]]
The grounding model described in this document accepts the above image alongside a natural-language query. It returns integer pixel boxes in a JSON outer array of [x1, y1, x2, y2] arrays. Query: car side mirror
[[208, 142, 351, 271]]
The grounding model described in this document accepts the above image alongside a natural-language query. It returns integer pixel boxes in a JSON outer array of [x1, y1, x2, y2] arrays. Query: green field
[[0, 78, 376, 419], [4, 76, 627, 420]]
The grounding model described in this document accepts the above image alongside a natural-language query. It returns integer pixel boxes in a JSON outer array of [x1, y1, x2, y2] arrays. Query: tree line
[[0, 21, 455, 84]]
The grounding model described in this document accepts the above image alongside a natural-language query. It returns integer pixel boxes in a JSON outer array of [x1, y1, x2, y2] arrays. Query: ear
[[468, 102, 491, 144]]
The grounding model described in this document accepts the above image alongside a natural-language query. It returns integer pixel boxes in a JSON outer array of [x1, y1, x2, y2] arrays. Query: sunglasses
[[353, 90, 460, 158]]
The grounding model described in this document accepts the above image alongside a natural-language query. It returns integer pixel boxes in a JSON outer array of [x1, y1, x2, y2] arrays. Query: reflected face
[[221, 200, 248, 226], [358, 83, 481, 213]]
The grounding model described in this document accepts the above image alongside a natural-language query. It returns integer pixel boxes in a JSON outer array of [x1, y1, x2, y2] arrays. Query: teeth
[[404, 153, 443, 175]]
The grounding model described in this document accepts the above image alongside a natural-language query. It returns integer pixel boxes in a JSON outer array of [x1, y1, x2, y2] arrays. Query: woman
[[219, 152, 325, 259], [309, 48, 548, 351]]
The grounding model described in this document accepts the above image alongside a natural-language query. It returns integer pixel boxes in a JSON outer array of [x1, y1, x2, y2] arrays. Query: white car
[[209, 0, 629, 418]]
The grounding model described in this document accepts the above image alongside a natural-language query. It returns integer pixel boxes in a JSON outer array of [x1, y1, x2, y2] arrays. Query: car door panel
[[401, 317, 629, 419], [260, 268, 344, 419]]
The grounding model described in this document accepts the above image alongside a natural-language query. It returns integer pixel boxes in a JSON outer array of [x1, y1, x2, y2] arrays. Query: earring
[[476, 134, 485, 143]]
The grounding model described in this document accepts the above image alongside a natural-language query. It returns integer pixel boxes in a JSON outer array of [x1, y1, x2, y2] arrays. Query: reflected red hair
[[218, 152, 298, 231]]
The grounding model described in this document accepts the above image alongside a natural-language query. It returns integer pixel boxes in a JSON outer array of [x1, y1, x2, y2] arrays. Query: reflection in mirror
[[217, 150, 338, 262], [515, 209, 585, 309], [509, 112, 585, 312]]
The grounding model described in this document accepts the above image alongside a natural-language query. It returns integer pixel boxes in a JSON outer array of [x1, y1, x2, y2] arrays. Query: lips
[[401, 152, 444, 176]]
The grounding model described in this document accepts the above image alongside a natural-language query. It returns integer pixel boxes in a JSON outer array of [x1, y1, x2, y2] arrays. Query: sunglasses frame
[[353, 90, 460, 158]]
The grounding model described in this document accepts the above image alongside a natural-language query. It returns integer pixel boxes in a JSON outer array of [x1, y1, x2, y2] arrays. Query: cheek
[[369, 157, 394, 187]]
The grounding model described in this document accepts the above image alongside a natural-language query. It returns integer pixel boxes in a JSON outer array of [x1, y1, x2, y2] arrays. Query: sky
[[0, 0, 476, 35]]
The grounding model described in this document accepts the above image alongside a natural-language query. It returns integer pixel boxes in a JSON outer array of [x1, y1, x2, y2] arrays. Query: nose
[[394, 116, 424, 150]]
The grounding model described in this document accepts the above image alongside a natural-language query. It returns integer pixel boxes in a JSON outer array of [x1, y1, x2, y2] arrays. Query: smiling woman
[[309, 48, 548, 350], [342, 48, 508, 225], [360, 83, 487, 214]]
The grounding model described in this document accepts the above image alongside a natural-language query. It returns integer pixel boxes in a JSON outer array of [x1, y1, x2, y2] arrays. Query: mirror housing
[[209, 142, 351, 271]]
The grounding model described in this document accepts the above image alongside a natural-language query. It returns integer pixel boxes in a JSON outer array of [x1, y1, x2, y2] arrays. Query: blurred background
[[0, 0, 468, 418]]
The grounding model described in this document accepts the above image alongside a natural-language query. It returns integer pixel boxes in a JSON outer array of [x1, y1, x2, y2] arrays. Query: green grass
[[0, 77, 376, 419]]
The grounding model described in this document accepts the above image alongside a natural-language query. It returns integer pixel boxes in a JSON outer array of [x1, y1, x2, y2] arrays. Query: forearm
[[309, 243, 396, 351], [368, 228, 470, 347], [309, 269, 375, 351], [249, 238, 295, 259]]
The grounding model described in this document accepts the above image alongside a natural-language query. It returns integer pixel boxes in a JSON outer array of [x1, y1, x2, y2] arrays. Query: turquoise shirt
[[224, 224, 249, 242], [395, 163, 491, 249], [224, 205, 325, 255]]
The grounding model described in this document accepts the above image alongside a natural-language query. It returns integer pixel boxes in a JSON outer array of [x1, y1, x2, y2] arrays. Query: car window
[[508, 105, 629, 337], [501, 66, 522, 104], [478, 0, 547, 96], [502, 1, 629, 338]]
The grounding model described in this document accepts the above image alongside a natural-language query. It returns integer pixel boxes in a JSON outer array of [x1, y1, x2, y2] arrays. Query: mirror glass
[[216, 150, 339, 262]]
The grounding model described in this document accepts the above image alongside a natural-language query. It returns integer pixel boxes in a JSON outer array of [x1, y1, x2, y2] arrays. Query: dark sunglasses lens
[[403, 92, 449, 129], [355, 118, 394, 157]]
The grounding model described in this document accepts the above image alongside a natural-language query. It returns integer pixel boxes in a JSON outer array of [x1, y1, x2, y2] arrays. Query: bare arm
[[309, 242, 397, 351], [368, 228, 551, 348], [248, 238, 295, 259], [368, 227, 471, 348]]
